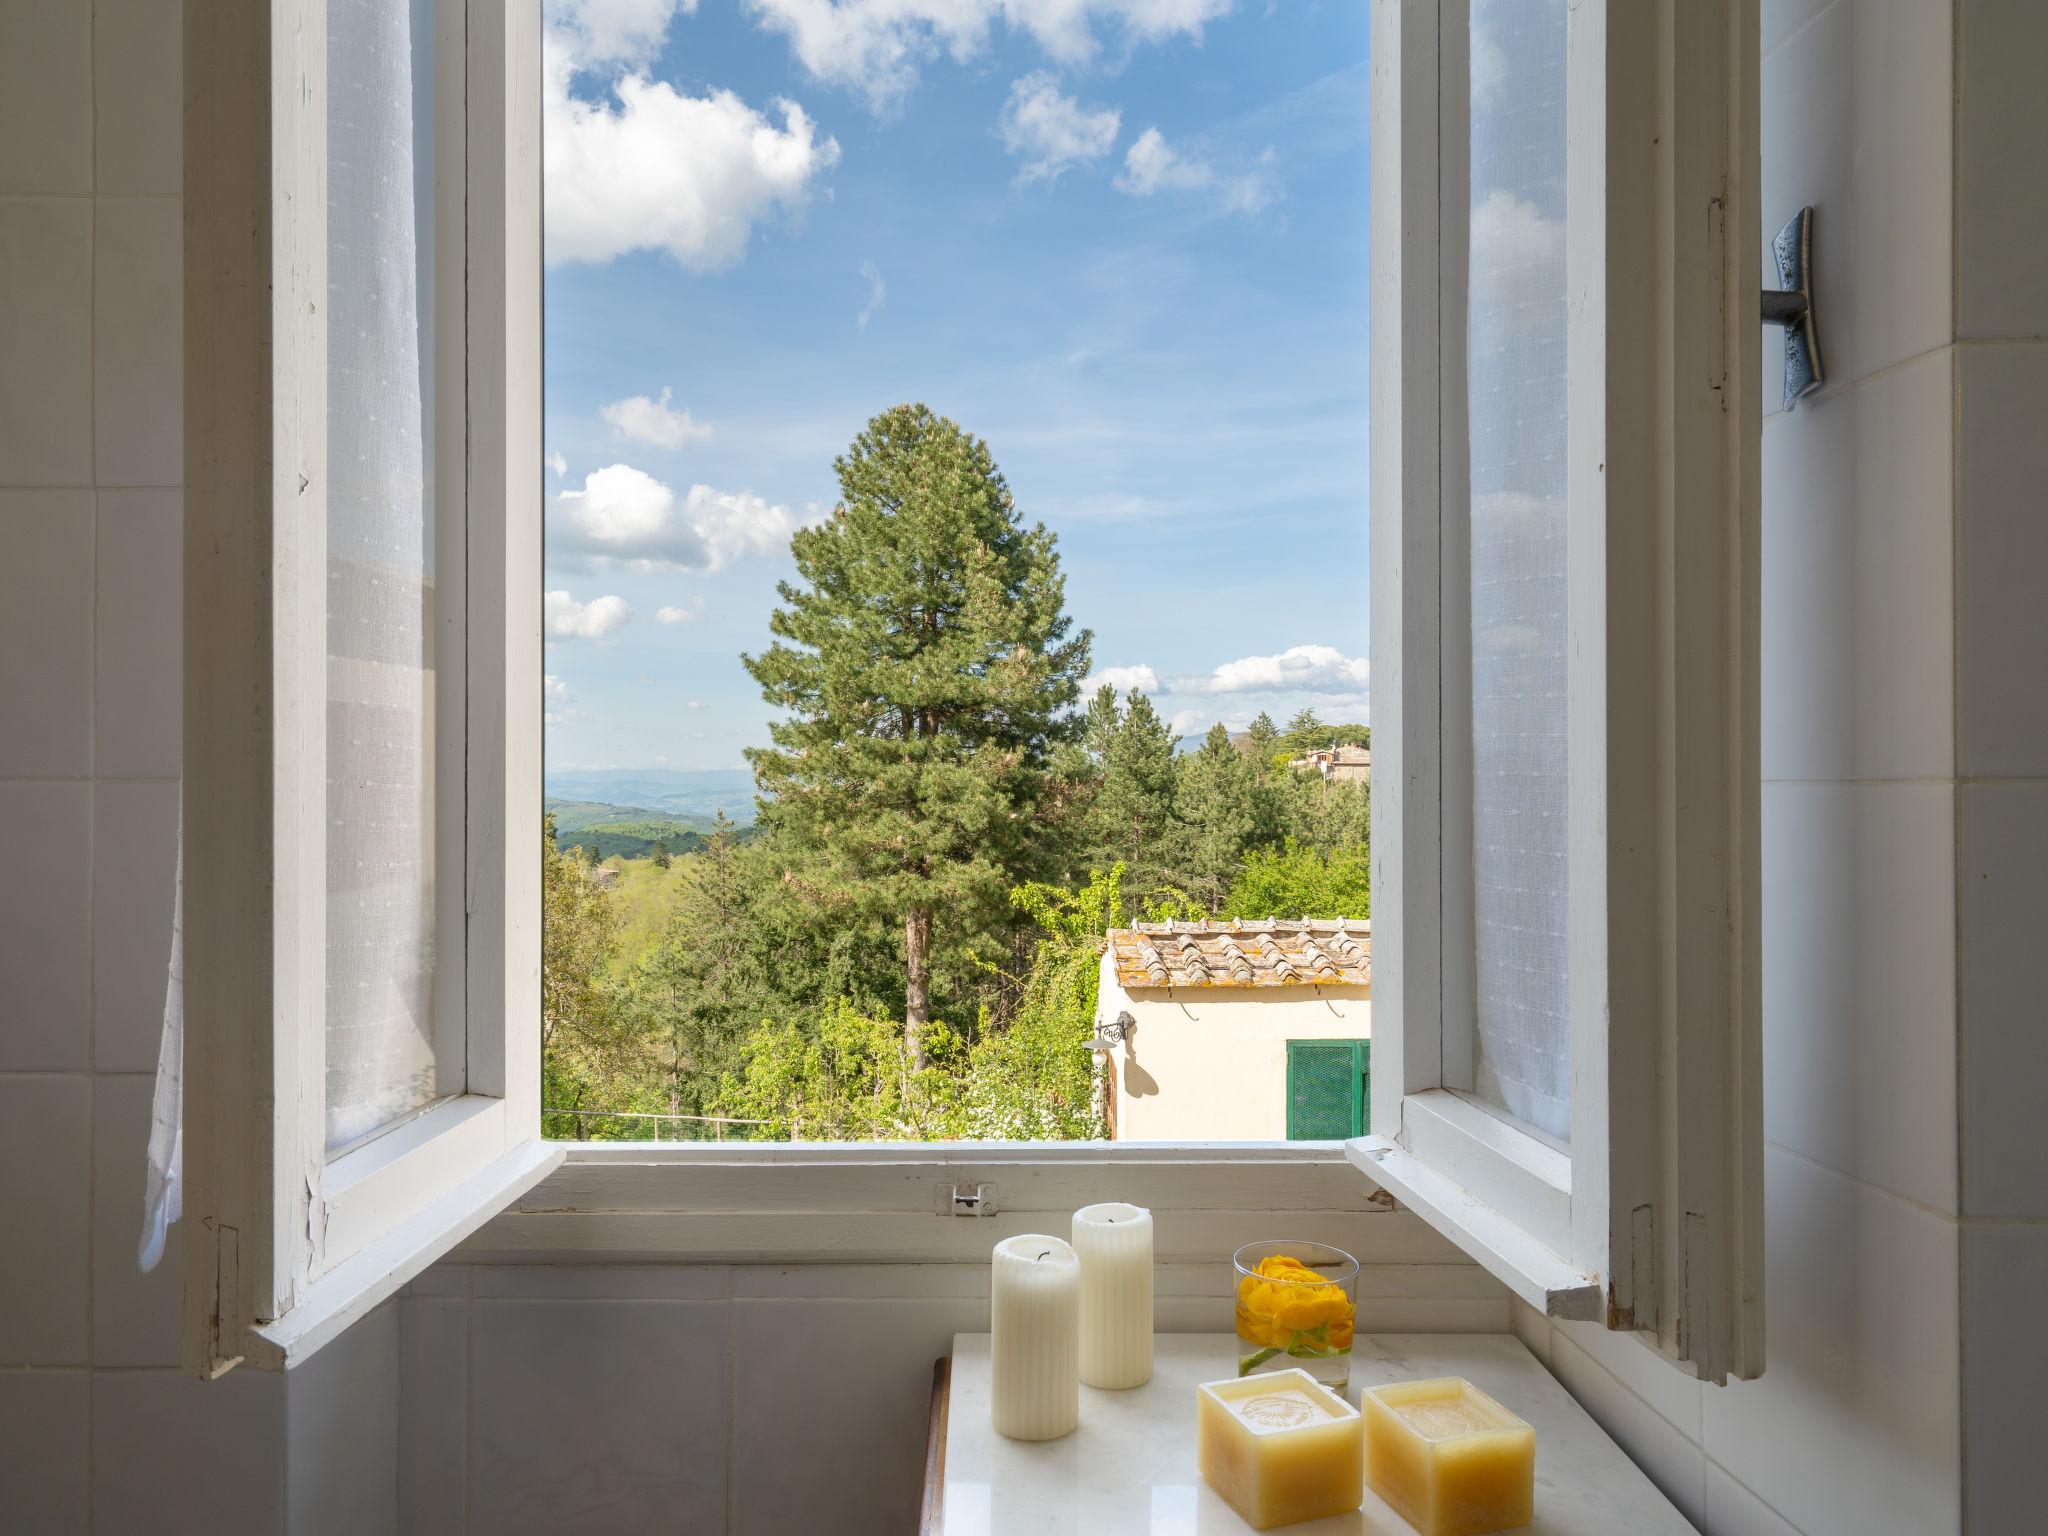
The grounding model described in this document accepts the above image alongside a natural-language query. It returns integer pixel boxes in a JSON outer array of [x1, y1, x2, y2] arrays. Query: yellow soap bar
[[1362, 1377, 1535, 1536], [1197, 1369, 1364, 1530]]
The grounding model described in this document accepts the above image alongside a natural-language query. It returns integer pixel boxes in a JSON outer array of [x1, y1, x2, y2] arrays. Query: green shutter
[[1286, 1039, 1369, 1139]]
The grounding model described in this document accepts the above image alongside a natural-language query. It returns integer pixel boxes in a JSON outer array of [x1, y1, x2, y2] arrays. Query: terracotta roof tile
[[1106, 918, 1371, 990]]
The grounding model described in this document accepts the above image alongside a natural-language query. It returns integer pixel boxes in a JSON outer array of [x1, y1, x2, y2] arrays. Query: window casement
[[176, 0, 1759, 1389], [181, 0, 555, 1374], [1363, 0, 1764, 1384]]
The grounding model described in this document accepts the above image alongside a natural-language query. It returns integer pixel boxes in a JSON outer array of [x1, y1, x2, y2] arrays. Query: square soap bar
[[1197, 1368, 1364, 1530], [1361, 1377, 1535, 1536]]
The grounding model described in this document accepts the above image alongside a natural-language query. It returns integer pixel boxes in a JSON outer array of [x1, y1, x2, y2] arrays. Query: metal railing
[[541, 1106, 779, 1143]]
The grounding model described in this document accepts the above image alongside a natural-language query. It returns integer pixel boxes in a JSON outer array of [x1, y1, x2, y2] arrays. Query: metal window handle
[[1762, 207, 1823, 409]]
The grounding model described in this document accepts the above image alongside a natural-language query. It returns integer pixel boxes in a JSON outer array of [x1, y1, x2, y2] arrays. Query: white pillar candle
[[1073, 1201, 1154, 1388], [990, 1234, 1081, 1441]]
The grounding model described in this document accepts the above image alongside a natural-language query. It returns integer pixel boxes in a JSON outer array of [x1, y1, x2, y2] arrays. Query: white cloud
[[1085, 663, 1160, 695], [545, 591, 632, 638], [547, 450, 569, 477], [548, 0, 697, 71], [998, 73, 1120, 185], [1168, 707, 1209, 737], [552, 462, 798, 573], [1116, 126, 1276, 214], [745, 0, 1230, 112], [655, 599, 704, 624], [545, 3, 839, 270], [544, 672, 573, 725], [1179, 644, 1369, 695], [601, 386, 712, 449], [857, 260, 886, 330], [687, 700, 706, 709]]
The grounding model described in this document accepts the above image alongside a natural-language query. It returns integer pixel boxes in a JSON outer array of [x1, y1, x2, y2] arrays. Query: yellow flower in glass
[[1235, 1252, 1359, 1377]]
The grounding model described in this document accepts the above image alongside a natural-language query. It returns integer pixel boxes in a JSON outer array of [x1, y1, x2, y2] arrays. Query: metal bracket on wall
[[1762, 206, 1824, 409]]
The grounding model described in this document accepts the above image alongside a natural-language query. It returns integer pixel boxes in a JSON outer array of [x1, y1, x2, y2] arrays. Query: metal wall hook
[[1763, 207, 1823, 409]]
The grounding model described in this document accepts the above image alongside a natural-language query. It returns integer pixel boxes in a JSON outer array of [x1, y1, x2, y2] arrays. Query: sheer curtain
[[325, 0, 439, 1151], [142, 0, 441, 1268], [1464, 0, 1572, 1140]]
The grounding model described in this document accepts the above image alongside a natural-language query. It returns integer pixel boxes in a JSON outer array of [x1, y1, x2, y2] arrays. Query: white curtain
[[1465, 0, 1572, 1140], [141, 0, 440, 1269], [325, 0, 440, 1151]]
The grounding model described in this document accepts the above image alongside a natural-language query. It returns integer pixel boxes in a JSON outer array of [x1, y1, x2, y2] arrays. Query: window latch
[[943, 1182, 998, 1217], [1761, 206, 1824, 410]]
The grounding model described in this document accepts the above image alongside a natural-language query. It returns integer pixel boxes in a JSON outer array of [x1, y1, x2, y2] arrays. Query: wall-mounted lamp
[[1087, 1011, 1137, 1054], [1762, 207, 1824, 410]]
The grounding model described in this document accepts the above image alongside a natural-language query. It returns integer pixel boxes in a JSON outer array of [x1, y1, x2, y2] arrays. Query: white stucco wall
[[1099, 952, 1371, 1141]]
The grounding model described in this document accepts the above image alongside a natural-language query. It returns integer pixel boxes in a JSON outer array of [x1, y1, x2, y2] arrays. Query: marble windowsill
[[937, 1332, 1697, 1535]]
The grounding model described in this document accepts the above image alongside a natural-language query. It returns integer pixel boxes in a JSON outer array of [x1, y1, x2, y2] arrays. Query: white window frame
[[181, 0, 558, 1375], [180, 0, 1760, 1385], [1362, 0, 1764, 1383]]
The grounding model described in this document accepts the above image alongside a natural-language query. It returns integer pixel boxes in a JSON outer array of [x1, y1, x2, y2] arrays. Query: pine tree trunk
[[905, 905, 933, 1071]]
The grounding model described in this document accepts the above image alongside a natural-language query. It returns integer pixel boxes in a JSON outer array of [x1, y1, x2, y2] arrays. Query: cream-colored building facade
[[1096, 920, 1371, 1142]]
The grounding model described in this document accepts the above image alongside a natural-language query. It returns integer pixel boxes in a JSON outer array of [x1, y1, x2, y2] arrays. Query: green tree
[[743, 404, 1091, 1069], [1245, 711, 1281, 761], [1171, 723, 1271, 911], [961, 867, 1126, 1139], [1222, 838, 1372, 922], [1086, 689, 1183, 904], [651, 838, 671, 870], [628, 813, 777, 1118], [714, 998, 966, 1140], [541, 815, 638, 1137], [579, 840, 600, 869]]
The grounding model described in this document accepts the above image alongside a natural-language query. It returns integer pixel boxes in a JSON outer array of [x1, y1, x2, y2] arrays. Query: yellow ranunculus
[[1235, 1254, 1357, 1360], [1271, 1284, 1351, 1332]]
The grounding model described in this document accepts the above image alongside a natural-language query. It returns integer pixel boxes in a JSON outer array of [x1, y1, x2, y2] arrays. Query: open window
[[1362, 0, 1764, 1383], [180, 0, 556, 1374], [175, 0, 1761, 1386]]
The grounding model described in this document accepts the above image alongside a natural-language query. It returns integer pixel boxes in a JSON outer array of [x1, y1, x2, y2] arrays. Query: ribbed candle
[[1073, 1201, 1154, 1388], [990, 1234, 1081, 1440]]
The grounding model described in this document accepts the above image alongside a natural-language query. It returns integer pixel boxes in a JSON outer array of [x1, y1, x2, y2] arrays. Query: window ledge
[[450, 1142, 1454, 1269], [1346, 1136, 1600, 1321]]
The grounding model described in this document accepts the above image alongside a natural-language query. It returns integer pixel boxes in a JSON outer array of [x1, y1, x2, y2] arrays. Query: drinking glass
[[1232, 1240, 1360, 1391]]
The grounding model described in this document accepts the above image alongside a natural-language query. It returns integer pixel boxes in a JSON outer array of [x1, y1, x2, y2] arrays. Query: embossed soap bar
[[1196, 1368, 1364, 1530], [1361, 1377, 1535, 1536]]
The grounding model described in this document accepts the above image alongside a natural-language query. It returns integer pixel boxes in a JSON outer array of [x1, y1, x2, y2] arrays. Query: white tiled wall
[[1512, 3, 2047, 1533], [393, 1253, 1510, 1535], [0, 7, 333, 1532]]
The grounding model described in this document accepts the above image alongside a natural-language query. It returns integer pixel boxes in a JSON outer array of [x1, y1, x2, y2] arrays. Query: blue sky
[[541, 0, 1371, 771]]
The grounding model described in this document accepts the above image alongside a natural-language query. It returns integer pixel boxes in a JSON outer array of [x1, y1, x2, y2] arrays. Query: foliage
[[541, 815, 644, 1138], [957, 867, 1124, 1139], [1170, 722, 1283, 913], [1080, 687, 1183, 903], [742, 403, 1092, 1065], [541, 407, 1374, 1143], [713, 999, 967, 1141], [1221, 838, 1372, 922], [1275, 708, 1370, 759], [544, 799, 758, 860]]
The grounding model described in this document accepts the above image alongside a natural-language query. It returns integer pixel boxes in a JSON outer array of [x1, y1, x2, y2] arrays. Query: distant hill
[[543, 766, 757, 824], [544, 798, 757, 861]]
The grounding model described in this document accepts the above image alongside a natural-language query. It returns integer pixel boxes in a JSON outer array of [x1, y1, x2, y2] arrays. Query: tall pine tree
[[1173, 722, 1274, 911], [1086, 689, 1183, 903], [743, 405, 1090, 1068]]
